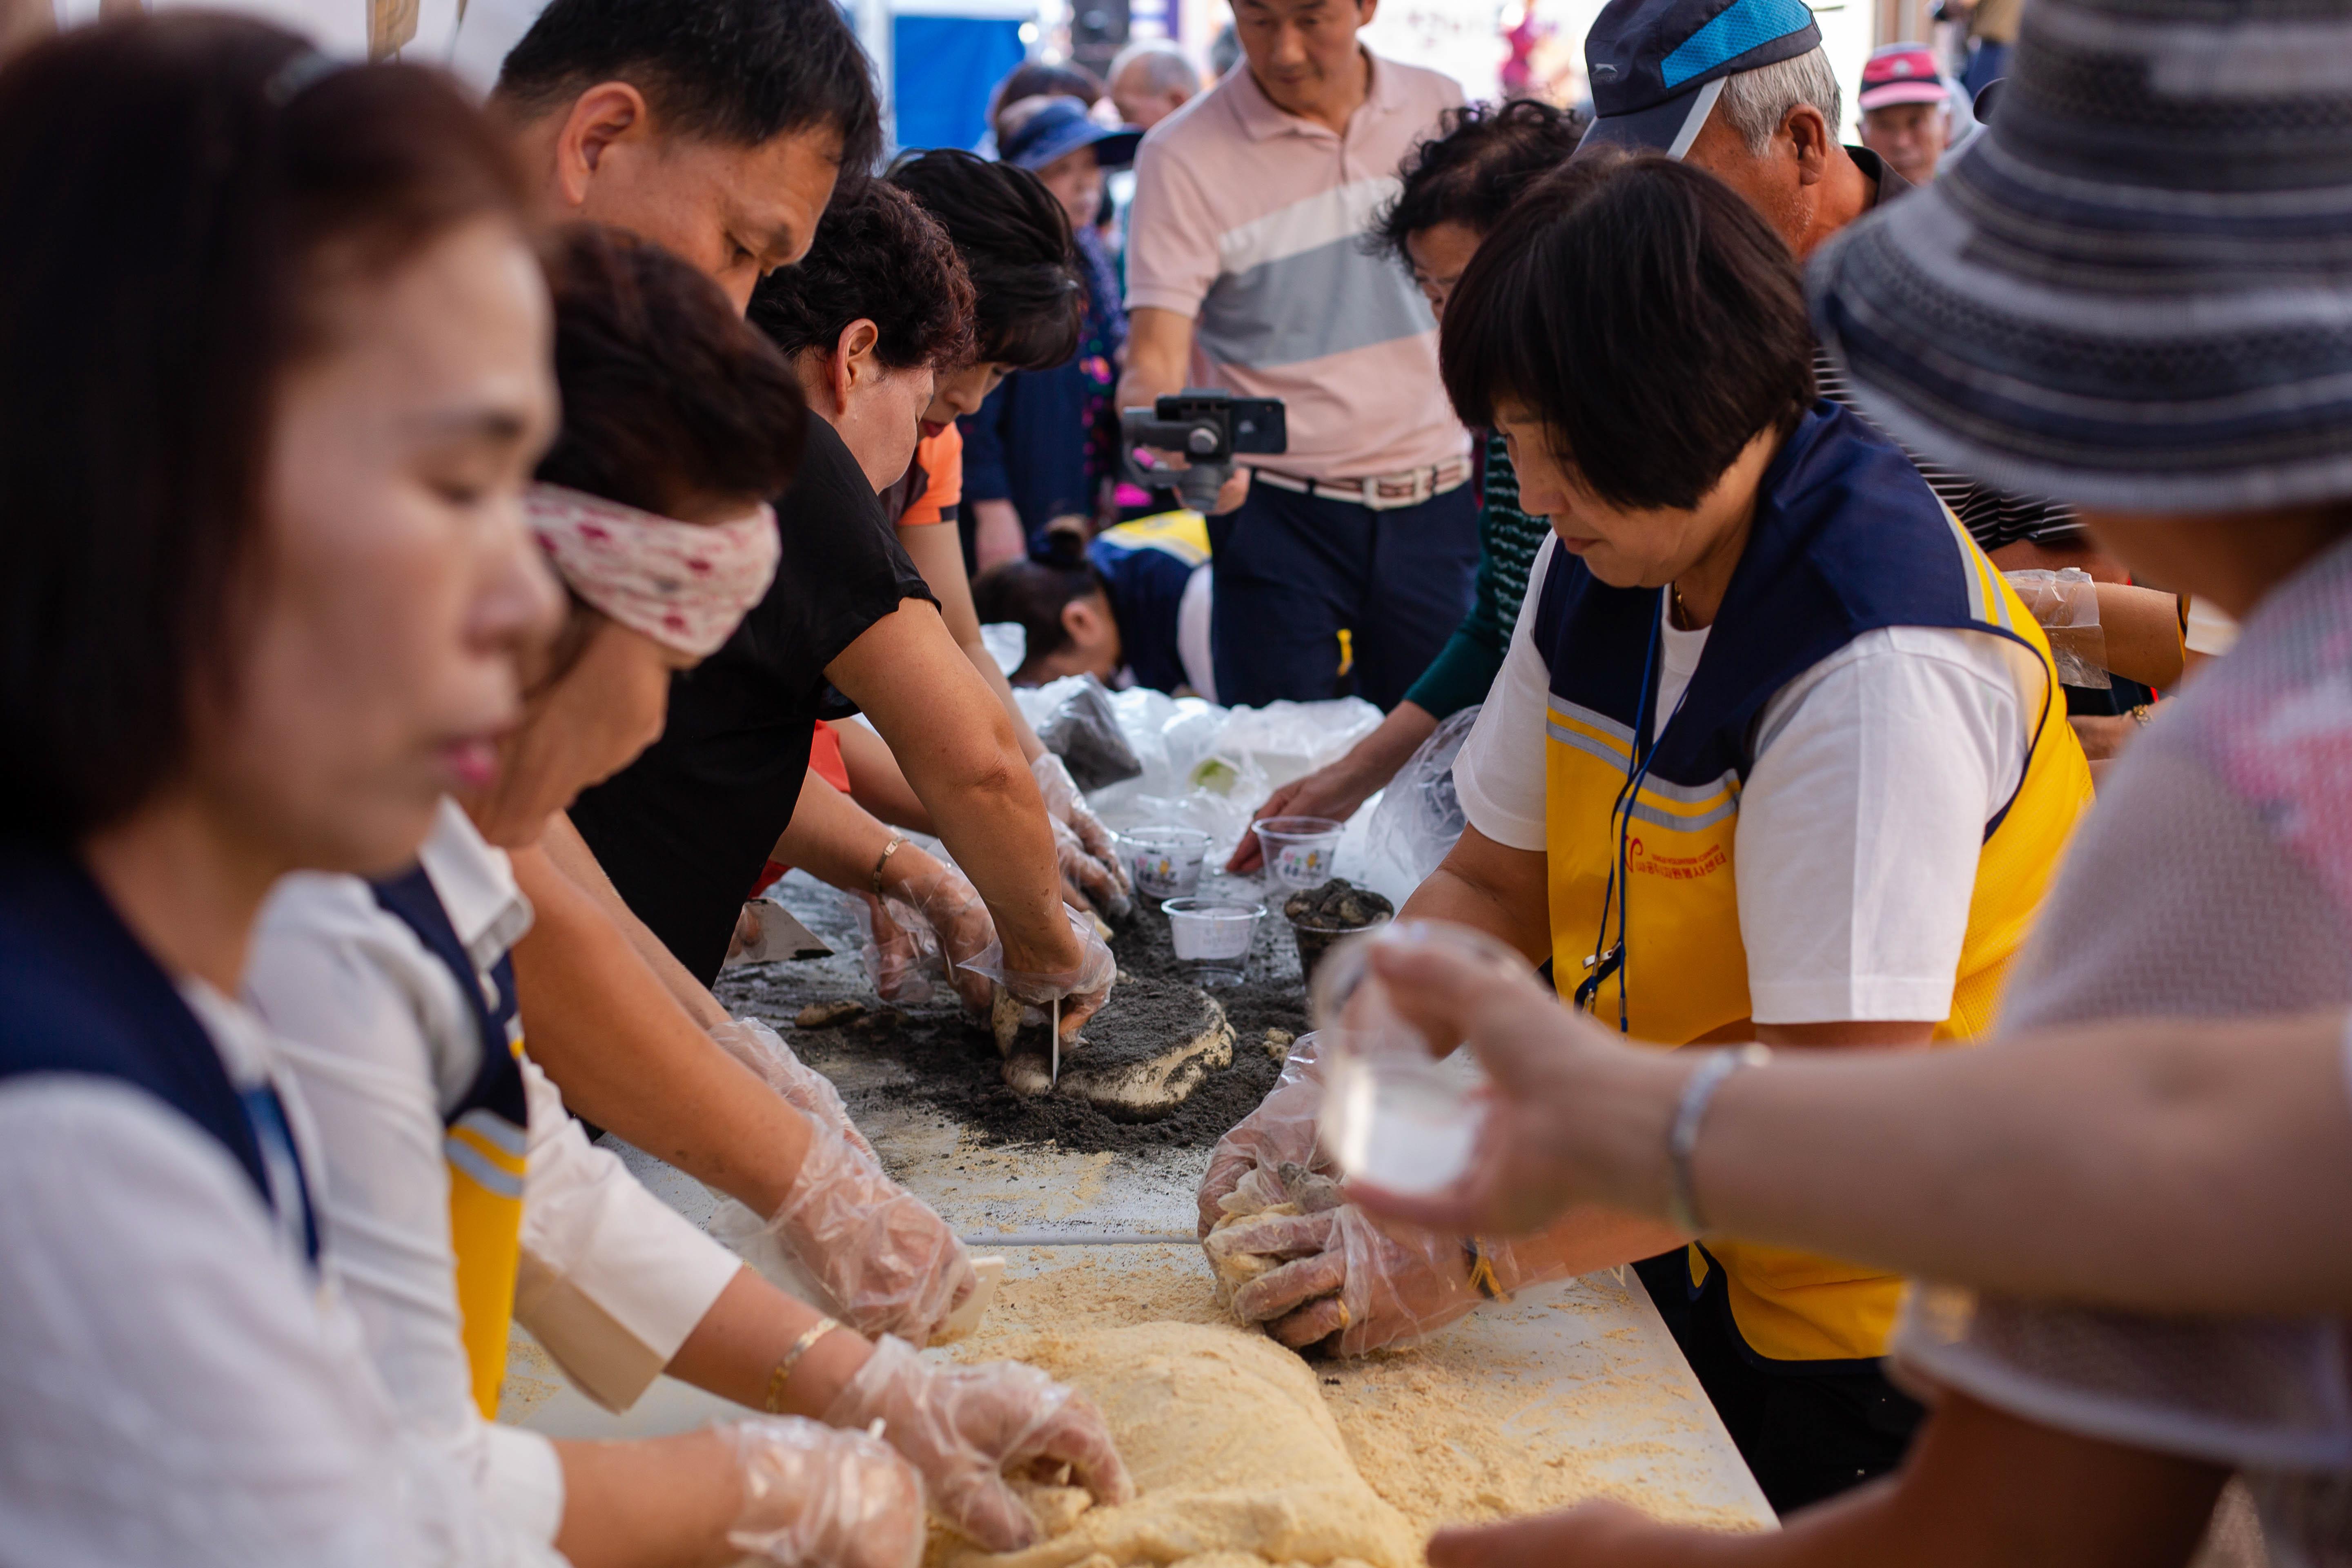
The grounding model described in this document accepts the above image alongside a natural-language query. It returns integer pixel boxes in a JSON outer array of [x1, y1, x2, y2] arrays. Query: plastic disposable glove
[[1052, 814, 1131, 922], [1196, 1036, 1328, 1237], [1033, 753, 1132, 920], [722, 1415, 926, 1568], [708, 1015, 876, 1161], [958, 905, 1117, 1040], [855, 857, 998, 1016], [1225, 1203, 1526, 1356], [826, 1335, 1134, 1551], [852, 889, 939, 1008], [763, 1116, 978, 1346]]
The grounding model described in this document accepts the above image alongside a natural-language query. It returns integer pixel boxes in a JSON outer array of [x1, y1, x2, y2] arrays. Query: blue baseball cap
[[1577, 0, 1822, 159], [998, 95, 1143, 173]]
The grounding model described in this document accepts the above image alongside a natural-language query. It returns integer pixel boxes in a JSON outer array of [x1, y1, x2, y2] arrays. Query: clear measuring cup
[[1310, 920, 1528, 1196]]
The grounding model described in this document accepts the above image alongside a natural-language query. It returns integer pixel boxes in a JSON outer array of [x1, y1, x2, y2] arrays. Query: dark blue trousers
[[1207, 479, 1479, 710]]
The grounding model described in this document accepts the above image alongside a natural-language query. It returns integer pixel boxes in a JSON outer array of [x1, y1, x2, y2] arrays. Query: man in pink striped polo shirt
[[1118, 0, 1477, 708]]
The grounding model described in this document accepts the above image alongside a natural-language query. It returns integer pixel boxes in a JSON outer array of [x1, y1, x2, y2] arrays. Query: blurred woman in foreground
[[0, 19, 917, 1564]]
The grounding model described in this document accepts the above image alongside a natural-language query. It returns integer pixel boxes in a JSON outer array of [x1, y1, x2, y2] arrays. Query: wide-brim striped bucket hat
[[1810, 0, 2352, 514]]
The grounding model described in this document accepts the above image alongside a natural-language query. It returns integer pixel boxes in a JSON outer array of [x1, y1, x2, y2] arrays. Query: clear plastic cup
[[1162, 897, 1265, 985], [1310, 920, 1528, 1196], [1252, 815, 1344, 891], [1122, 826, 1211, 901]]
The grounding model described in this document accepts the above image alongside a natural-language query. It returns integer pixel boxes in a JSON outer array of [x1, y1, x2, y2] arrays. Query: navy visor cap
[[1577, 0, 1821, 159]]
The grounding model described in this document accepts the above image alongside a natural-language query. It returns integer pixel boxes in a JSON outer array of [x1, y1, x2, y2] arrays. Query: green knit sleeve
[[1402, 434, 1549, 719]]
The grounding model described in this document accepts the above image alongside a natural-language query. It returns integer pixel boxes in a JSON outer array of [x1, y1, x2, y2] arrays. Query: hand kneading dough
[[942, 1323, 1417, 1568]]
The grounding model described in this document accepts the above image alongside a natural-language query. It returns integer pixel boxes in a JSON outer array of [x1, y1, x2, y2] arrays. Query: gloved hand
[[856, 853, 998, 1016], [708, 1016, 876, 1161], [1033, 753, 1132, 920], [1196, 1036, 1327, 1238], [722, 1415, 926, 1568], [826, 1335, 1134, 1551], [1052, 814, 1131, 923], [958, 905, 1117, 1040], [1224, 1203, 1526, 1356], [763, 1117, 978, 1347]]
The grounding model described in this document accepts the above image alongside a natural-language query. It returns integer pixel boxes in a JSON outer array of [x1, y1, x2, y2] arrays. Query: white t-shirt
[[1455, 534, 2041, 1025], [246, 802, 743, 1548], [0, 987, 562, 1567]]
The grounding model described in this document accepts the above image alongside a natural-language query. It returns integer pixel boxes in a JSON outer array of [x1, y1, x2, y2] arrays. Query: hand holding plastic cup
[[1310, 920, 1528, 1198], [1252, 815, 1344, 891]]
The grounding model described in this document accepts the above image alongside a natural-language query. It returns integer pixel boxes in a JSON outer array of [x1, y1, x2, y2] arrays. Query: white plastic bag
[[1363, 705, 1480, 893]]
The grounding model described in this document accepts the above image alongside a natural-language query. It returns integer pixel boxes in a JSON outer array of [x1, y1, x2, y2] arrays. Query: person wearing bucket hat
[[1320, 3, 2352, 1564], [959, 94, 1137, 562], [1000, 93, 1145, 187]]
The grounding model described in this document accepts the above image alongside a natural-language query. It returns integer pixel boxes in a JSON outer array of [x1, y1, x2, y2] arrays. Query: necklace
[[1668, 582, 1690, 630]]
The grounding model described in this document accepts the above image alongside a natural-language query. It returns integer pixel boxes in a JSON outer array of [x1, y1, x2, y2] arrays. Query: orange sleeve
[[900, 425, 964, 528]]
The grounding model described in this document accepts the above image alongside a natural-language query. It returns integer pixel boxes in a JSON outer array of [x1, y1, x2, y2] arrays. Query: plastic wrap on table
[[1034, 677, 1144, 791], [1362, 704, 1479, 893]]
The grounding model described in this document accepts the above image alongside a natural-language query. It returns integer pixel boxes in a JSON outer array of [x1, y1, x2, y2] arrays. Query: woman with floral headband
[[245, 224, 1129, 1568]]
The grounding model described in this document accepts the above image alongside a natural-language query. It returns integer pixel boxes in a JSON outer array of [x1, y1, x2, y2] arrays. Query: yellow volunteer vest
[[1534, 405, 2094, 1365], [371, 869, 530, 1417], [445, 1032, 528, 1418]]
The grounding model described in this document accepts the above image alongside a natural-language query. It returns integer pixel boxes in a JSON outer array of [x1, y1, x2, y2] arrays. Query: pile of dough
[[938, 1322, 1417, 1568]]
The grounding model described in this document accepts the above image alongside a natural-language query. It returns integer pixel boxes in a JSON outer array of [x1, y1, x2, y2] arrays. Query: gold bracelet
[[764, 1316, 843, 1413], [870, 833, 906, 894], [1461, 1237, 1508, 1301]]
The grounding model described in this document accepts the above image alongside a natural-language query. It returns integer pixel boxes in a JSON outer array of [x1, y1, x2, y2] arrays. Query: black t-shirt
[[570, 417, 938, 985]]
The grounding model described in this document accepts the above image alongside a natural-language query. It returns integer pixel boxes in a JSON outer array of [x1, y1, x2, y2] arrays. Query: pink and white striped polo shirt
[[1125, 50, 1468, 484]]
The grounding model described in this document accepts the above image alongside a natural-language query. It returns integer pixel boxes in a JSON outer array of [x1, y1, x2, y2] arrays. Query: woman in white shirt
[[0, 22, 945, 1568], [245, 222, 1131, 1559], [1198, 153, 2094, 1513]]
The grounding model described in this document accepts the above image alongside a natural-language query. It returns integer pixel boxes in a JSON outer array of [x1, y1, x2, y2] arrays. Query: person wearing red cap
[[1856, 42, 1952, 186]]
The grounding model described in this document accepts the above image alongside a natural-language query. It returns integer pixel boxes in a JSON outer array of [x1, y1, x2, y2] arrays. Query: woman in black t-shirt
[[571, 182, 1112, 1038]]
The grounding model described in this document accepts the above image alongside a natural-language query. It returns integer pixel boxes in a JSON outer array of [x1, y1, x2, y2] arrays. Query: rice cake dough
[[1002, 979, 1234, 1120], [940, 1322, 1417, 1568]]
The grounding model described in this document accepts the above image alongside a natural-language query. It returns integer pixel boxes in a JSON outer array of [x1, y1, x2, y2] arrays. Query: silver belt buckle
[[1360, 468, 1429, 512]]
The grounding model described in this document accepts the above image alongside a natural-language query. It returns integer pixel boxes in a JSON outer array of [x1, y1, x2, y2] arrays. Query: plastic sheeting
[[1011, 677, 1382, 874]]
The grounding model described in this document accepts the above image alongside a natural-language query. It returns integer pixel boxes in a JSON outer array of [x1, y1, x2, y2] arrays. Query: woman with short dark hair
[[1199, 152, 2094, 1512]]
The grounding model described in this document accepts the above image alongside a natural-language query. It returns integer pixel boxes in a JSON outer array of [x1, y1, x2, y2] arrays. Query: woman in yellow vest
[[1202, 153, 2090, 1510], [248, 226, 1129, 1563]]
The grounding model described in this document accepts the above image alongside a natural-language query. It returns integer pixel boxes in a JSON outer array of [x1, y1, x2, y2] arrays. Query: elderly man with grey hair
[[1107, 38, 1203, 130], [1577, 0, 2126, 584], [1578, 0, 1868, 258]]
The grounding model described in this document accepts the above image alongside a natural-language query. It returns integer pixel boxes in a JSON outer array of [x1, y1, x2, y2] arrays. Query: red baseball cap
[[1858, 43, 1950, 111]]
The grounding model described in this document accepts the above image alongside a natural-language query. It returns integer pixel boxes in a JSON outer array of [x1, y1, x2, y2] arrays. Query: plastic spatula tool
[[1051, 997, 1060, 1087], [935, 1255, 1006, 1343]]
